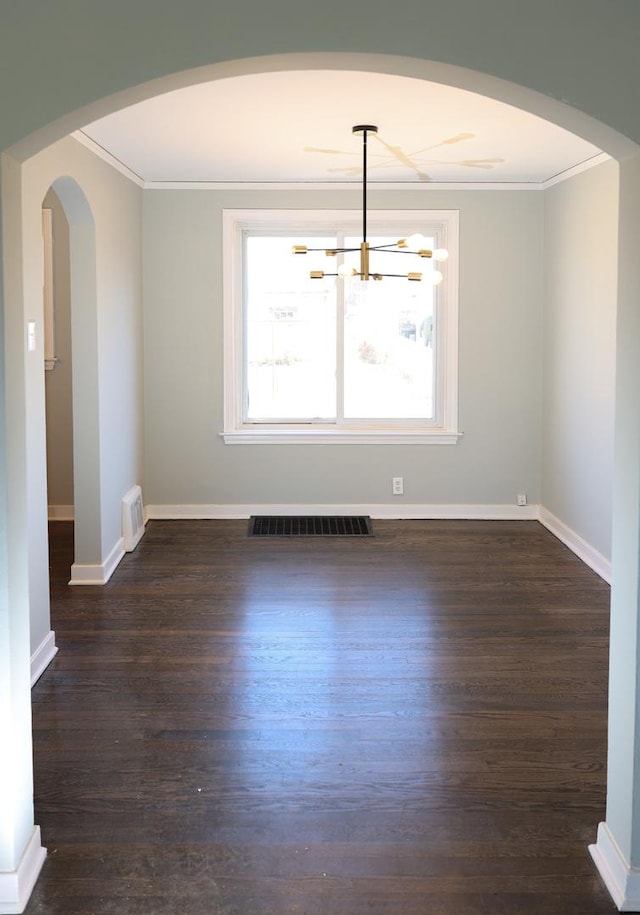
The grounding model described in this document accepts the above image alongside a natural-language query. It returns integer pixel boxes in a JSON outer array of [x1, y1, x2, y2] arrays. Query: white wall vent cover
[[122, 485, 146, 552]]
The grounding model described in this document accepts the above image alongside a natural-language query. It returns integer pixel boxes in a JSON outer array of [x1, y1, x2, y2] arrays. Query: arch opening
[[3, 43, 640, 915], [9, 52, 639, 168], [47, 176, 102, 577]]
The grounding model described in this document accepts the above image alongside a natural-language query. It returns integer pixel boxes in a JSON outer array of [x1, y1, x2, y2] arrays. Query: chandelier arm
[[303, 247, 361, 254], [373, 273, 422, 279], [310, 272, 422, 281], [330, 247, 360, 254], [368, 246, 432, 255]]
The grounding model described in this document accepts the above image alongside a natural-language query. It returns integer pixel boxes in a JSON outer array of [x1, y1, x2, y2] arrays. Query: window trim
[[222, 208, 461, 445]]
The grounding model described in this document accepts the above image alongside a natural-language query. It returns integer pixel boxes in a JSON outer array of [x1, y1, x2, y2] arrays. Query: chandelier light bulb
[[337, 263, 355, 279], [433, 248, 449, 262], [429, 270, 444, 286], [406, 233, 428, 251]]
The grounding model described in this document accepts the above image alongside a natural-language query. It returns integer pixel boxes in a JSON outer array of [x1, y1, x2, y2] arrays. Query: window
[[222, 209, 460, 444]]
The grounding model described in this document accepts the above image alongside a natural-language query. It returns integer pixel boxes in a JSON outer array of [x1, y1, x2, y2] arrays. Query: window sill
[[221, 429, 463, 445]]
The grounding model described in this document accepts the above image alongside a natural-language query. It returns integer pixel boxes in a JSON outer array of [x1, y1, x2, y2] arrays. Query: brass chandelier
[[293, 124, 448, 282]]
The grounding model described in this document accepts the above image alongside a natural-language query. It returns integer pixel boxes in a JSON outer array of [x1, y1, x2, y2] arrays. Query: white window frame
[[222, 208, 461, 445]]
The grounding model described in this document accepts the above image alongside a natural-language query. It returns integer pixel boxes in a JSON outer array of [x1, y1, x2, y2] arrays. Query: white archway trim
[[0, 149, 47, 906], [10, 53, 639, 166]]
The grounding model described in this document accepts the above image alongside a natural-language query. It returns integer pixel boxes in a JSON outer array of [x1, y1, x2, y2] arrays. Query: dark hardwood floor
[[26, 519, 616, 914]]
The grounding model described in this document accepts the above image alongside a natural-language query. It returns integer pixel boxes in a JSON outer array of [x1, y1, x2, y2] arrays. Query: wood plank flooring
[[26, 519, 616, 914]]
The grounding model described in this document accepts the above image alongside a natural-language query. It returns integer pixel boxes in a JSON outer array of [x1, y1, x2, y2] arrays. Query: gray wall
[[20, 133, 144, 645], [542, 159, 619, 559], [143, 187, 543, 510], [44, 156, 619, 562]]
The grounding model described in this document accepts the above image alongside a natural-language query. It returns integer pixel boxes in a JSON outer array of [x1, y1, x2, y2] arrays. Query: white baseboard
[[69, 537, 125, 586], [590, 821, 640, 911], [47, 505, 74, 521], [539, 507, 611, 583], [146, 502, 540, 521], [145, 502, 609, 581], [30, 630, 58, 686], [0, 825, 46, 914]]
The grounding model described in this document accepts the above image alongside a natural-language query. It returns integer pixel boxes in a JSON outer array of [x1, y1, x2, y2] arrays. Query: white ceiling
[[79, 70, 604, 186]]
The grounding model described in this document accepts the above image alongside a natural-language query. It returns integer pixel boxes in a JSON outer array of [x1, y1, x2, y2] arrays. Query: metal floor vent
[[248, 515, 373, 537]]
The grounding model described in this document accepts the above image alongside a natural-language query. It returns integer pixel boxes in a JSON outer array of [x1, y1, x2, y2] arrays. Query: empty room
[[2, 4, 640, 913]]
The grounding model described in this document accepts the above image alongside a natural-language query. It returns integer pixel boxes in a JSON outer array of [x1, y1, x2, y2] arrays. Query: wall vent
[[122, 485, 146, 552], [248, 515, 373, 537]]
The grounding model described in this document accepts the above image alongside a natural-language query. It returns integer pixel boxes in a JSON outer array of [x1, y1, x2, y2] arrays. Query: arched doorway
[[48, 176, 103, 581], [3, 41, 637, 908], [41, 175, 108, 576]]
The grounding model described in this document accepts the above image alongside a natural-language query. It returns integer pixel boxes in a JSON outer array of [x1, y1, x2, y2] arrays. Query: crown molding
[[541, 152, 611, 188], [71, 130, 610, 192], [72, 130, 145, 187], [144, 179, 542, 191]]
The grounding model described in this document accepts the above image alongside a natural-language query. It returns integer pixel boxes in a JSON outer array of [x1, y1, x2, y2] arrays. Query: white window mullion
[[336, 232, 346, 424]]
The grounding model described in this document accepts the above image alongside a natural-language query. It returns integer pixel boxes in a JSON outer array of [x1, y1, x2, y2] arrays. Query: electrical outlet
[[392, 477, 404, 496], [517, 492, 527, 506]]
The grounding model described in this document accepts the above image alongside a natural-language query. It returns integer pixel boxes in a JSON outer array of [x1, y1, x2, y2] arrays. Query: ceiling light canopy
[[293, 125, 448, 282]]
